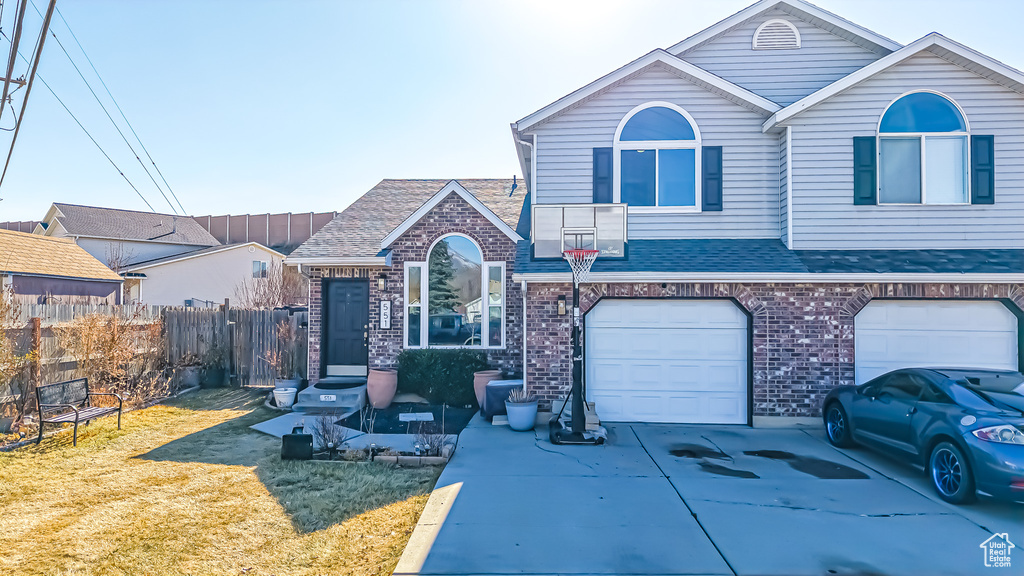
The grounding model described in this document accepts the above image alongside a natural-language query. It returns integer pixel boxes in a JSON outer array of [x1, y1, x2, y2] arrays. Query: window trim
[[876, 90, 971, 206], [403, 233, 506, 350], [613, 101, 702, 213]]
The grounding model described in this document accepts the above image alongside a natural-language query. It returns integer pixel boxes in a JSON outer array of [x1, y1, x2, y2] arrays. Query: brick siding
[[525, 281, 1024, 418], [307, 193, 523, 384]]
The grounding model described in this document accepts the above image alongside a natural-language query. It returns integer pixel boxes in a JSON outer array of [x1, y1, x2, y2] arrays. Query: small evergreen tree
[[428, 241, 460, 313]]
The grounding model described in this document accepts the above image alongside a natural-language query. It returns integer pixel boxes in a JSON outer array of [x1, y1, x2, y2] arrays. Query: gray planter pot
[[505, 400, 538, 431]]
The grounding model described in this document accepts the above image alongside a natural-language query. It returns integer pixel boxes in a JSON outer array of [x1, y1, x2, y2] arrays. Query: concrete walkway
[[395, 418, 1020, 576]]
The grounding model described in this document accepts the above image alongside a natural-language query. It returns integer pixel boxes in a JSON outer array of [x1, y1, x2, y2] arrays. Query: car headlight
[[972, 425, 1024, 445]]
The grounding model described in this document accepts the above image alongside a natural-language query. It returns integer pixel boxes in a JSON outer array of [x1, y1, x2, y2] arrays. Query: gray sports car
[[822, 368, 1024, 504]]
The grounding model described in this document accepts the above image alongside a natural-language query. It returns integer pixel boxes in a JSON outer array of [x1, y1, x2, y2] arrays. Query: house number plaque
[[380, 300, 391, 329]]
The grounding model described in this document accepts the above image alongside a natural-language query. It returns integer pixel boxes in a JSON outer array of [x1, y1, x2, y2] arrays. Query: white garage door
[[585, 299, 748, 424], [855, 300, 1018, 384]]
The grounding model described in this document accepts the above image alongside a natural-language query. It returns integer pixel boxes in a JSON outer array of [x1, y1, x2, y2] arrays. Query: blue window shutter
[[592, 147, 613, 203], [701, 146, 723, 211], [971, 135, 995, 205], [853, 136, 877, 205]]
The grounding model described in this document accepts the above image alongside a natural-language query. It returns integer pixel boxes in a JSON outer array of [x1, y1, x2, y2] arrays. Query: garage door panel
[[855, 301, 1018, 385], [586, 299, 748, 424]]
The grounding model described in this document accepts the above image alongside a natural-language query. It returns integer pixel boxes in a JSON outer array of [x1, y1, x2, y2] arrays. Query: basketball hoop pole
[[559, 249, 599, 437]]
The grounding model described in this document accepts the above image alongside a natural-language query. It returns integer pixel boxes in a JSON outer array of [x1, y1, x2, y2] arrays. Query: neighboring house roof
[[43, 203, 220, 246], [380, 180, 522, 250], [0, 228, 122, 282], [667, 0, 902, 56], [514, 49, 781, 134], [763, 33, 1024, 131], [288, 179, 523, 264], [122, 242, 284, 273], [512, 239, 1024, 282]]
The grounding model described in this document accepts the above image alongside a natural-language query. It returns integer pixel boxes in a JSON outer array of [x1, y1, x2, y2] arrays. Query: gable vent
[[752, 19, 801, 50]]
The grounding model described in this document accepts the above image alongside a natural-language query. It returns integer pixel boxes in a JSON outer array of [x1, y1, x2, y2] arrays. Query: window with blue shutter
[[592, 147, 613, 203], [701, 146, 723, 211], [853, 136, 877, 205]]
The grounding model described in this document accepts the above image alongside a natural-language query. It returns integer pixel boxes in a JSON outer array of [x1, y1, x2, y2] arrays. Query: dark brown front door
[[323, 279, 369, 375]]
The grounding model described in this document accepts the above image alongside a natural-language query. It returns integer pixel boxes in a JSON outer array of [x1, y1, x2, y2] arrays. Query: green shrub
[[396, 349, 491, 407]]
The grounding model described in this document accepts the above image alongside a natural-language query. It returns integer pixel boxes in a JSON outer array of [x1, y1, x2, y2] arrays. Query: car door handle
[[906, 407, 917, 416]]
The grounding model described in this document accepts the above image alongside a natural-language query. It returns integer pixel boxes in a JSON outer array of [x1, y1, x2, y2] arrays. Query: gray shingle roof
[[290, 179, 524, 261], [52, 203, 219, 246], [513, 239, 1024, 275]]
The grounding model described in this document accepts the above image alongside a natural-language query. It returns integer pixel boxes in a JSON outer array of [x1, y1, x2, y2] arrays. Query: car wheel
[[929, 442, 976, 504], [825, 403, 853, 447]]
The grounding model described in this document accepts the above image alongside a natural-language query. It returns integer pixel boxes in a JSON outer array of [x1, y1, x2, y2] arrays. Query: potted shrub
[[200, 343, 229, 388], [270, 320, 301, 390], [505, 388, 538, 431], [175, 353, 202, 390]]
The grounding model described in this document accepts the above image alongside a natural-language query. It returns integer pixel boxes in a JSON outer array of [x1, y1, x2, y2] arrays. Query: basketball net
[[563, 249, 599, 288]]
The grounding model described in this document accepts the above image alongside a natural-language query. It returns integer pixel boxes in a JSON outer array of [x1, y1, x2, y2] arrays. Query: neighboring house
[[288, 179, 524, 380], [294, 0, 1024, 426], [0, 228, 122, 305], [121, 242, 285, 307], [35, 203, 219, 268]]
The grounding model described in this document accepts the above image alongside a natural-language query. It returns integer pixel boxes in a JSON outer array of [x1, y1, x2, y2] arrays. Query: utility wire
[[0, 28, 156, 211], [51, 3, 186, 215], [28, 0, 179, 214], [0, 0, 53, 190], [0, 0, 28, 127]]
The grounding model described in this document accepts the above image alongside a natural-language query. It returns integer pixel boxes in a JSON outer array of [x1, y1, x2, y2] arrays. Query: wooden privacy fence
[[163, 307, 308, 387]]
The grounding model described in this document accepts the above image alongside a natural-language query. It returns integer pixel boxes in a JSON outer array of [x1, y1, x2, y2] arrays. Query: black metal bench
[[36, 378, 123, 446]]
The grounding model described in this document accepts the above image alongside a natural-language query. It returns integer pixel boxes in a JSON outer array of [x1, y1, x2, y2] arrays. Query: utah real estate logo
[[980, 533, 1015, 568]]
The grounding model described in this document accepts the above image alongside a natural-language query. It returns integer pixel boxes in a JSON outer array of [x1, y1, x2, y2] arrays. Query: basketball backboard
[[531, 203, 626, 259]]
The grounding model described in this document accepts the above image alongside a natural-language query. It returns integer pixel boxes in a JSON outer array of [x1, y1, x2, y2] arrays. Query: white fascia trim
[[515, 49, 780, 133], [668, 0, 902, 56], [125, 242, 285, 272], [762, 33, 1024, 132], [380, 180, 523, 249], [284, 256, 388, 267], [512, 271, 1024, 284]]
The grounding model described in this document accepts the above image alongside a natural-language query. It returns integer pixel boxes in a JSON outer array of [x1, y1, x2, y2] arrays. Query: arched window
[[405, 234, 505, 348], [614, 102, 701, 211], [878, 91, 969, 204]]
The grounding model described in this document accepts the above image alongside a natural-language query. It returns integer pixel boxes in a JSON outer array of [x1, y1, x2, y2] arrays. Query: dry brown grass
[[0, 389, 441, 576]]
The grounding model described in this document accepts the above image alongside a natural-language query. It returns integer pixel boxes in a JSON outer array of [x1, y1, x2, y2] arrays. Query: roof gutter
[[512, 271, 1024, 284], [284, 256, 390, 267], [1, 270, 124, 283]]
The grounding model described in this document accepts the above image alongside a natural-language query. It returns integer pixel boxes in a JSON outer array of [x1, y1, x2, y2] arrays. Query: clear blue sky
[[0, 0, 1021, 221]]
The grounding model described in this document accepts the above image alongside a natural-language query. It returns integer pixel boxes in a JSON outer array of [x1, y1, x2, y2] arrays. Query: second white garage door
[[585, 299, 748, 424], [855, 300, 1019, 384]]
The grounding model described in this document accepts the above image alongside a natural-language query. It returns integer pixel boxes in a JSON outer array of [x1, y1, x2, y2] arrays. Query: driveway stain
[[669, 443, 730, 460], [743, 449, 869, 479], [698, 461, 760, 479]]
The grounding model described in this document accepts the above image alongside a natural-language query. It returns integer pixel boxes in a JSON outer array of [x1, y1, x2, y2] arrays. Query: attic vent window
[[752, 19, 801, 50]]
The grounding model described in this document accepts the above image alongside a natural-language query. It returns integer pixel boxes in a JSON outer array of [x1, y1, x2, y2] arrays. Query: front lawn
[[0, 388, 441, 576]]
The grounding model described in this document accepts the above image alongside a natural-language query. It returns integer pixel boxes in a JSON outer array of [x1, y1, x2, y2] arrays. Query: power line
[[52, 4, 187, 215], [0, 0, 29, 127], [0, 0, 53, 190], [0, 28, 156, 211], [28, 0, 179, 215]]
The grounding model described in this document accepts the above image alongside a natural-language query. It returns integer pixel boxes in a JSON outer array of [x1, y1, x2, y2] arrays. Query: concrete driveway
[[395, 419, 1021, 576]]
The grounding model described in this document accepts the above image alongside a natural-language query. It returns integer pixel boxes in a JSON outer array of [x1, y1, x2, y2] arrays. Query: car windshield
[[944, 371, 1024, 413]]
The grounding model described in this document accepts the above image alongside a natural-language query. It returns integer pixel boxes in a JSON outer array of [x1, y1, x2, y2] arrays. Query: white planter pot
[[273, 387, 298, 408], [505, 400, 538, 431]]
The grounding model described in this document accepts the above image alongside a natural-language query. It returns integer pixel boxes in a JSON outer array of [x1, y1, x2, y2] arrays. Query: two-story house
[[292, 0, 1024, 426]]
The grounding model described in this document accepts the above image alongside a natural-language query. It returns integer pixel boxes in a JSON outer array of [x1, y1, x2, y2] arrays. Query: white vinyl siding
[[530, 65, 780, 240], [786, 52, 1024, 249], [678, 8, 888, 106]]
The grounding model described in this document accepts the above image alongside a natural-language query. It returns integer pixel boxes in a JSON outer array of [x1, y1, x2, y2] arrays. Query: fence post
[[28, 316, 41, 415], [222, 298, 233, 385]]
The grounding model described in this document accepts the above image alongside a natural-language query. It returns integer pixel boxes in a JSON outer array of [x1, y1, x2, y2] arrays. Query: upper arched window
[[405, 234, 505, 348], [614, 102, 701, 210], [878, 91, 969, 205]]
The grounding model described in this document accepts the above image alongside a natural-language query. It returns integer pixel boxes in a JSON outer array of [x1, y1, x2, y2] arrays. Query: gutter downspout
[[521, 279, 528, 393]]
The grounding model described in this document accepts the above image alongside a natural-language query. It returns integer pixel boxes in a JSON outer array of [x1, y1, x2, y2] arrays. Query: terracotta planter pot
[[367, 368, 398, 409], [473, 370, 502, 408]]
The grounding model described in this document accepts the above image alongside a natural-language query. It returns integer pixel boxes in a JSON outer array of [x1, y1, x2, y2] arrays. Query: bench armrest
[[87, 392, 123, 409], [38, 403, 80, 419]]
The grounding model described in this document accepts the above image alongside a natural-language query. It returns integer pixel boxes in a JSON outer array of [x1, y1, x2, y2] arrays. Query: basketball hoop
[[563, 249, 599, 287]]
